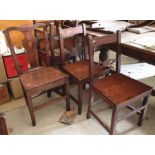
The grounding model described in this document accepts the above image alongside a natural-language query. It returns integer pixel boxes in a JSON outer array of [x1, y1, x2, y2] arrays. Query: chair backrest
[[58, 24, 87, 67], [33, 20, 56, 38], [33, 21, 57, 66], [3, 23, 50, 75], [87, 31, 121, 83]]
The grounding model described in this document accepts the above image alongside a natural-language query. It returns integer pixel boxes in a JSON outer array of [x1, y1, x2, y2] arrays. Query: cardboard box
[[9, 77, 24, 99], [0, 55, 7, 84], [0, 83, 10, 105]]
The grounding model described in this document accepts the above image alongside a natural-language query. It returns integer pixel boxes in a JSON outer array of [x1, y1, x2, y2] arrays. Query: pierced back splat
[[3, 23, 50, 75], [22, 30, 39, 68]]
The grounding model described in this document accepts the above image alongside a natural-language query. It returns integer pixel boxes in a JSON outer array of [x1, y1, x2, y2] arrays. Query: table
[[87, 30, 155, 66]]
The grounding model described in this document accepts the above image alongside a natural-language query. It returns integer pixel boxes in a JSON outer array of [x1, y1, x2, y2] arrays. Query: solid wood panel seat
[[86, 31, 153, 135], [4, 23, 70, 126], [58, 24, 88, 114], [20, 67, 68, 90], [93, 73, 152, 105], [64, 60, 109, 81], [58, 24, 111, 114]]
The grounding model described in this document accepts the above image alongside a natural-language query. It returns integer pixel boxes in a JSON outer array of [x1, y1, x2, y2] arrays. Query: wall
[[0, 20, 32, 46]]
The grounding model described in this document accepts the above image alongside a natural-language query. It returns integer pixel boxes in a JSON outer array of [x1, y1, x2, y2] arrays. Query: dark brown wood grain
[[33, 20, 77, 67], [58, 24, 87, 114], [4, 23, 70, 126], [86, 31, 152, 135], [58, 24, 110, 114]]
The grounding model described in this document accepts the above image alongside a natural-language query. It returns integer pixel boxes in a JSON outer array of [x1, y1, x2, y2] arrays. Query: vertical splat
[[22, 30, 39, 68]]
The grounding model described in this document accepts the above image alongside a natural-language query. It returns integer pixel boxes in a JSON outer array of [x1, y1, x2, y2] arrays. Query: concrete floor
[[1, 52, 155, 135]]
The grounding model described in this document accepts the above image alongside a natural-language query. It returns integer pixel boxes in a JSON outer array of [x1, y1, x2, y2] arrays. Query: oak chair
[[33, 20, 76, 67], [4, 23, 70, 126], [58, 24, 110, 114], [86, 31, 153, 135]]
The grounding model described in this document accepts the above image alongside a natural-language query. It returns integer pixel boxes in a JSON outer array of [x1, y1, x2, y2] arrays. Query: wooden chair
[[86, 31, 153, 135], [33, 20, 76, 67], [4, 23, 70, 126], [58, 24, 110, 114]]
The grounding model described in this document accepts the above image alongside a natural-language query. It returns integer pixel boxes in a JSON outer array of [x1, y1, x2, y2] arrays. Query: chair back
[[87, 31, 121, 83], [33, 21, 58, 66], [58, 24, 87, 67], [4, 23, 50, 75]]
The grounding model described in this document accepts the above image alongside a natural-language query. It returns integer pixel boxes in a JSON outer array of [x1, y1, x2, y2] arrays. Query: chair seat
[[93, 73, 152, 105], [20, 67, 68, 90], [64, 60, 110, 81]]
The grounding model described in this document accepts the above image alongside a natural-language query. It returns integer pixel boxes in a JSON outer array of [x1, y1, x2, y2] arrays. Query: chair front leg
[[137, 96, 149, 127], [86, 88, 94, 119], [110, 106, 119, 135], [25, 92, 36, 126]]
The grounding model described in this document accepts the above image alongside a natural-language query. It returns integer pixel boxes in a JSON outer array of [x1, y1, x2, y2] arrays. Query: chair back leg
[[65, 78, 71, 111], [86, 89, 94, 119], [25, 92, 36, 126], [78, 82, 83, 114]]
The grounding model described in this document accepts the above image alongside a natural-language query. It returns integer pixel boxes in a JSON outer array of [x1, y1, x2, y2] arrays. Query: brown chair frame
[[58, 24, 87, 114], [58, 24, 110, 114], [33, 20, 77, 67], [4, 23, 70, 126], [86, 31, 152, 134]]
